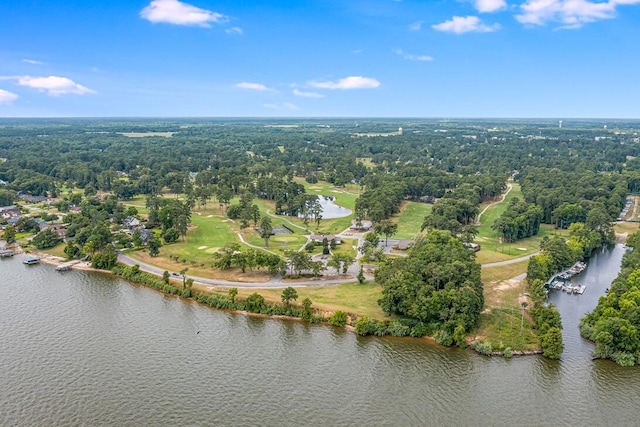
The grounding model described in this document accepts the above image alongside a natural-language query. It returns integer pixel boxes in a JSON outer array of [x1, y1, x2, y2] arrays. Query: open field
[[355, 157, 376, 169], [392, 201, 432, 240], [475, 224, 567, 264], [475, 308, 540, 351], [614, 221, 640, 237], [476, 183, 522, 239], [129, 250, 273, 283], [477, 259, 538, 350], [205, 281, 389, 320]]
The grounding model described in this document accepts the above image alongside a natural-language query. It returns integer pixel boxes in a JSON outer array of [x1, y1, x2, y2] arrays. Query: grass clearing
[[222, 281, 388, 319], [476, 308, 540, 351], [393, 201, 431, 240], [476, 183, 522, 239], [475, 224, 566, 264]]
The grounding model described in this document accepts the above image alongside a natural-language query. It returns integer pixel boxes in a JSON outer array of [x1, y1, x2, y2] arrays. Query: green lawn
[[232, 281, 389, 319], [393, 201, 432, 240], [158, 208, 240, 264], [476, 183, 523, 239]]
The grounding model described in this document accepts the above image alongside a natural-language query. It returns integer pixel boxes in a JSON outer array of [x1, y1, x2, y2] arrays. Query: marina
[[546, 261, 588, 295]]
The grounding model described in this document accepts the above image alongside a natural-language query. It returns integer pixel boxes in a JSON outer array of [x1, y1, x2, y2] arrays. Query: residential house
[[349, 219, 372, 231]]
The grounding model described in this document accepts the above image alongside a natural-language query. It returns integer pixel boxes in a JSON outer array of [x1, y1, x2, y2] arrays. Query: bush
[[330, 311, 348, 327], [409, 322, 428, 338], [503, 347, 513, 359], [388, 320, 409, 337], [472, 341, 493, 356], [354, 316, 376, 336], [612, 352, 636, 367]]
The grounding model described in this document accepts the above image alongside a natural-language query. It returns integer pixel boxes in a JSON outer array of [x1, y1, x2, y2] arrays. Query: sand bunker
[[198, 246, 207, 250]]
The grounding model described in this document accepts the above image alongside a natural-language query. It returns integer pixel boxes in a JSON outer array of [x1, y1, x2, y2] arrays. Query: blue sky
[[1, 0, 640, 118]]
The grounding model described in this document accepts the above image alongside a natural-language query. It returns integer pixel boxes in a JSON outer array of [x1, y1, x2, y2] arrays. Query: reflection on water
[[314, 195, 353, 219], [1, 248, 639, 426]]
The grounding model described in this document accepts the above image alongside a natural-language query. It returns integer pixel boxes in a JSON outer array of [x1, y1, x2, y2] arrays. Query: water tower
[[559, 120, 563, 128], [398, 127, 403, 135]]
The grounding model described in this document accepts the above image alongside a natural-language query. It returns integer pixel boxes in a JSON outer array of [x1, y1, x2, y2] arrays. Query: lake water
[[2, 246, 639, 426], [315, 196, 352, 219]]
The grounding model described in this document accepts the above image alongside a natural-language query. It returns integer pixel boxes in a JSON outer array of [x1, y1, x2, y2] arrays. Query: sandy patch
[[517, 247, 527, 251], [205, 247, 222, 254], [198, 246, 208, 250], [207, 215, 213, 218], [494, 278, 521, 291]]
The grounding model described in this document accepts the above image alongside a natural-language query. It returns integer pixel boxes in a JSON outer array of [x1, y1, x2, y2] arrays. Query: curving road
[[117, 251, 372, 289]]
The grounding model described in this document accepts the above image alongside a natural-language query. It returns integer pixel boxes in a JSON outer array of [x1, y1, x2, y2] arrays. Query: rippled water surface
[[1, 247, 639, 426]]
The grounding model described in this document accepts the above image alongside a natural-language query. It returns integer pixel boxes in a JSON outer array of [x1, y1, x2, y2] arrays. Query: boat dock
[[23, 256, 41, 265], [56, 260, 81, 271], [545, 261, 588, 295], [0, 249, 14, 258]]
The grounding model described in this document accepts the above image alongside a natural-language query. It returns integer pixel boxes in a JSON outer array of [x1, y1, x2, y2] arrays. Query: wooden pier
[[56, 260, 81, 271], [0, 249, 14, 258]]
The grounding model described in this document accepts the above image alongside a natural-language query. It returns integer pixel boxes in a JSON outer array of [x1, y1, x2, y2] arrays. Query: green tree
[[374, 219, 398, 247], [3, 225, 16, 244], [32, 228, 61, 249], [281, 286, 298, 306], [228, 287, 238, 303], [163, 270, 170, 284], [259, 217, 273, 247], [302, 298, 313, 320], [541, 327, 564, 359], [148, 238, 160, 257], [245, 292, 265, 312], [357, 265, 366, 284]]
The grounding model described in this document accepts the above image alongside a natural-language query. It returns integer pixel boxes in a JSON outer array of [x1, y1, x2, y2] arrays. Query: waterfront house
[[0, 205, 21, 220]]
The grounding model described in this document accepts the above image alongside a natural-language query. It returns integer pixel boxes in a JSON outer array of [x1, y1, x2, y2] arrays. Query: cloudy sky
[[1, 0, 639, 117]]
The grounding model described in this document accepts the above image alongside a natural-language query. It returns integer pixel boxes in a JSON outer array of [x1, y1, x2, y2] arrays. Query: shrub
[[472, 341, 493, 356], [503, 347, 513, 359], [354, 316, 376, 336], [330, 311, 348, 327]]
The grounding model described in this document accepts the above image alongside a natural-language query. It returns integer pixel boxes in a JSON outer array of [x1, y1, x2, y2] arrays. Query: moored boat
[[23, 256, 40, 265]]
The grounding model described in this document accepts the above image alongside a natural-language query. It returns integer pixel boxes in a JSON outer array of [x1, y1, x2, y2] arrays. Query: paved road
[[480, 252, 540, 269], [117, 252, 372, 289]]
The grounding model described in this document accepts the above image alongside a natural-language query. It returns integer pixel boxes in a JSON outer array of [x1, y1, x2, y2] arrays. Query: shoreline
[[28, 247, 540, 357]]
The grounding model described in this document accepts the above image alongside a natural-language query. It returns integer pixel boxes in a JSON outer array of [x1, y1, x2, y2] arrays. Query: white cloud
[[236, 82, 272, 91], [309, 76, 381, 90], [0, 89, 18, 104], [474, 0, 507, 13], [15, 76, 95, 96], [409, 21, 423, 31], [516, 0, 640, 28], [225, 26, 243, 35], [140, 0, 226, 27], [432, 16, 500, 34], [293, 89, 324, 98], [23, 59, 43, 65], [263, 102, 300, 111], [394, 49, 433, 62]]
